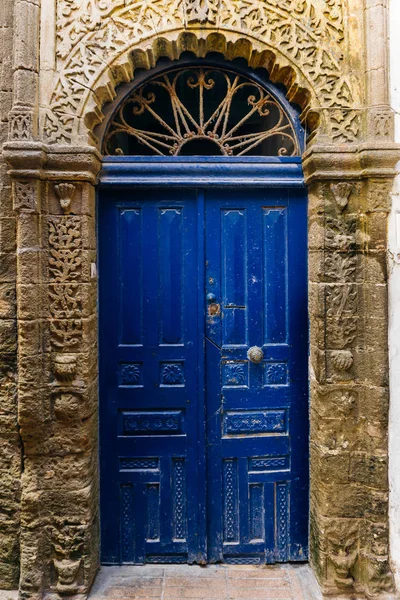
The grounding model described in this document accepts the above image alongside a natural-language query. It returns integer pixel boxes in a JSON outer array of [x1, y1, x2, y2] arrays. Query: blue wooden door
[[205, 189, 308, 564], [99, 189, 206, 564], [99, 185, 308, 565]]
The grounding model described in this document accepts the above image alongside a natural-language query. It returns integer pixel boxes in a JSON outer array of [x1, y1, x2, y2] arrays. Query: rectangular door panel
[[205, 188, 308, 564]]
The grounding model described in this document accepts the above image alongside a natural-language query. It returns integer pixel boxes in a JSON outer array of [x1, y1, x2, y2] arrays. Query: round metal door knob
[[247, 346, 264, 364]]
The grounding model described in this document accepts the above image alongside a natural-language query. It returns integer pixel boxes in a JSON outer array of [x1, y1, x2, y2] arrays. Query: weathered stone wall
[[306, 171, 395, 597], [0, 0, 21, 590], [388, 0, 400, 589], [1, 1, 399, 599]]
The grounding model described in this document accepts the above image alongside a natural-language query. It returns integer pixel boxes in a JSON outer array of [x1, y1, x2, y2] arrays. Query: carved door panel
[[205, 188, 309, 564], [99, 189, 205, 564]]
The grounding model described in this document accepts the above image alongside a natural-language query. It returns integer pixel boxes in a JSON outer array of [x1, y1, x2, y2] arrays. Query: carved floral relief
[[325, 184, 358, 369], [51, 522, 84, 594], [44, 0, 355, 144], [48, 212, 83, 382]]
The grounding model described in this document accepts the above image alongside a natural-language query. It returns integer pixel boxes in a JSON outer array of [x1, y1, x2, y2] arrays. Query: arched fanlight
[[103, 65, 301, 157]]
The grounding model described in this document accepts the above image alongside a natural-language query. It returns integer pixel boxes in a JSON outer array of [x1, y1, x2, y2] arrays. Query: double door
[[99, 186, 308, 565]]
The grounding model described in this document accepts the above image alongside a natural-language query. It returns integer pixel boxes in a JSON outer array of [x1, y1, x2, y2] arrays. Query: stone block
[[17, 213, 40, 249], [359, 386, 389, 424], [309, 282, 326, 319], [0, 184, 13, 217], [0, 532, 19, 564], [13, 0, 39, 72], [354, 348, 389, 388], [17, 250, 41, 286], [13, 71, 38, 110], [310, 383, 358, 420], [312, 483, 385, 519], [349, 453, 388, 490], [312, 446, 350, 484], [0, 435, 21, 477], [355, 552, 395, 596], [0, 0, 15, 29], [0, 320, 16, 354], [23, 452, 97, 493], [0, 253, 16, 284], [23, 413, 98, 457], [310, 412, 357, 453], [17, 284, 44, 320], [0, 560, 19, 589], [308, 250, 325, 284], [0, 284, 16, 320], [0, 91, 13, 123], [0, 218, 15, 254], [308, 216, 325, 251], [80, 215, 96, 250], [0, 369, 17, 404], [81, 184, 96, 218], [0, 412, 18, 435], [18, 320, 42, 357], [18, 384, 50, 429], [43, 484, 98, 522], [310, 344, 326, 383], [365, 212, 388, 251], [358, 252, 387, 284], [357, 317, 388, 352], [360, 521, 389, 556], [18, 355, 46, 388], [358, 283, 388, 322]]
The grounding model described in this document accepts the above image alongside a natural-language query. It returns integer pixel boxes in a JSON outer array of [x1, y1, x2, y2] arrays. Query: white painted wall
[[388, 0, 400, 589]]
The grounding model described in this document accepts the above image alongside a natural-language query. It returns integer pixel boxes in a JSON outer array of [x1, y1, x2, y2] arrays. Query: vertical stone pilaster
[[0, 0, 20, 589], [13, 175, 46, 600], [5, 145, 101, 600], [304, 144, 399, 599], [9, 0, 40, 141], [44, 177, 99, 597]]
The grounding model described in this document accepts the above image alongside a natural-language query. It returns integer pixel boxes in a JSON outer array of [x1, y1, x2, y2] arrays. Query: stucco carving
[[48, 214, 83, 390], [13, 181, 39, 212], [43, 0, 356, 145], [54, 183, 77, 214], [51, 522, 84, 594], [326, 521, 359, 592], [9, 112, 33, 142], [325, 190, 358, 358]]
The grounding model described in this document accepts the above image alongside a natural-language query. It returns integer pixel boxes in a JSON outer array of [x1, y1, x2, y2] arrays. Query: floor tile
[[89, 564, 322, 600]]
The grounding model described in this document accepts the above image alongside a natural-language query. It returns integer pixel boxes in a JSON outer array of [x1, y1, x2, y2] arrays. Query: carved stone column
[[4, 143, 101, 600], [9, 0, 40, 142], [304, 140, 400, 599], [0, 0, 21, 589]]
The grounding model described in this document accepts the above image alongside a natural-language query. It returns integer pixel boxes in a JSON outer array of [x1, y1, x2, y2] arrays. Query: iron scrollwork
[[104, 66, 300, 157]]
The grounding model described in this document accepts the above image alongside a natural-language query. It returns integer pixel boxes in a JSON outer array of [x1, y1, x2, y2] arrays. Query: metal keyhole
[[207, 293, 220, 317], [247, 346, 264, 364]]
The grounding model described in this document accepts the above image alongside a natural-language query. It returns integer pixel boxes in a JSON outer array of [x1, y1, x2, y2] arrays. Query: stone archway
[[3, 1, 400, 598]]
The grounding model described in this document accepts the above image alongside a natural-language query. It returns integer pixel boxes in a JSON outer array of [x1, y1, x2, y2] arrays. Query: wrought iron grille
[[103, 66, 300, 157]]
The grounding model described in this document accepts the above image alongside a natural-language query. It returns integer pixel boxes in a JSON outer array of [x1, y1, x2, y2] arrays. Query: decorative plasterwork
[[44, 0, 356, 145]]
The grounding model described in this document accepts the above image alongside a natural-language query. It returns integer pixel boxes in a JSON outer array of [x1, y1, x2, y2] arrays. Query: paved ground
[[90, 564, 323, 600]]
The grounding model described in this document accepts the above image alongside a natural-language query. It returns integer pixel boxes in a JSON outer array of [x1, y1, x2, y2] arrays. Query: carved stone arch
[[77, 30, 320, 148], [44, 15, 358, 147]]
